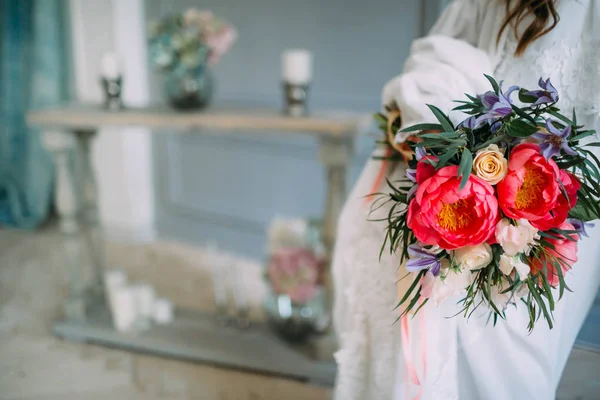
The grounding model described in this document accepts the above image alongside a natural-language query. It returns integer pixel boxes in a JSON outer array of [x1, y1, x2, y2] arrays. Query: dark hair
[[499, 0, 560, 56]]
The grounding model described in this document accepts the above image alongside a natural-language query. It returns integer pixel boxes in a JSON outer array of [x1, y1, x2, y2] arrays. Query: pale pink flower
[[498, 254, 530, 278], [206, 25, 237, 65], [495, 218, 540, 256], [267, 248, 321, 304]]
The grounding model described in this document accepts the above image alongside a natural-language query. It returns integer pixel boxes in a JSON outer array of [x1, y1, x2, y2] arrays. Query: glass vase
[[264, 289, 327, 343], [164, 67, 214, 111]]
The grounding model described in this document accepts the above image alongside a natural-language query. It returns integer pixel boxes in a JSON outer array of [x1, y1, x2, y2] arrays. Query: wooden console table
[[27, 103, 370, 386]]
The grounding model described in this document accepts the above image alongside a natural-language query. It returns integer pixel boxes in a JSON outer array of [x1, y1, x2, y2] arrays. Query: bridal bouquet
[[374, 76, 600, 330]]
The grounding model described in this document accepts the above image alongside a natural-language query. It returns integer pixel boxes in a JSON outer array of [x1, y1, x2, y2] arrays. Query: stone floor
[[0, 227, 598, 399]]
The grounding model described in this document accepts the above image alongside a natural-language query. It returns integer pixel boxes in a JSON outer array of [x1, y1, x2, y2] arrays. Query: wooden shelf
[[54, 306, 336, 387], [27, 103, 371, 138]]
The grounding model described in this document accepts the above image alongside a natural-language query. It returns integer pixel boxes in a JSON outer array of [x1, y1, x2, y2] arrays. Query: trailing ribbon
[[361, 108, 426, 399]]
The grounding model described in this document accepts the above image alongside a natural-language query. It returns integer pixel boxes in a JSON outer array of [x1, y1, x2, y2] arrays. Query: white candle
[[104, 270, 127, 290], [130, 283, 155, 319], [110, 285, 138, 332], [101, 52, 122, 80], [281, 49, 313, 85], [152, 298, 174, 324]]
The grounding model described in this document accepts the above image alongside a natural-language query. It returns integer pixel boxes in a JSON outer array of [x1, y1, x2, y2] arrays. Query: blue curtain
[[0, 0, 68, 228]]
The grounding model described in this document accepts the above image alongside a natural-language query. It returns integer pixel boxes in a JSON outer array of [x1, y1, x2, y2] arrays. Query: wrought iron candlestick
[[101, 76, 124, 111], [282, 82, 309, 117]]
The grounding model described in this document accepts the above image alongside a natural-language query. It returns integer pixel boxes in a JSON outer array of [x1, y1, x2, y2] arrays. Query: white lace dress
[[332, 1, 600, 399]]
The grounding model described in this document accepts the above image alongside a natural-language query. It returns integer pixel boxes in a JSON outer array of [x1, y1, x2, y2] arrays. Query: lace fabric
[[495, 36, 600, 125]]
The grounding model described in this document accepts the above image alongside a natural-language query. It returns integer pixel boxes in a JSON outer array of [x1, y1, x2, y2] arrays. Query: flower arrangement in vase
[[264, 218, 327, 342], [148, 9, 237, 110]]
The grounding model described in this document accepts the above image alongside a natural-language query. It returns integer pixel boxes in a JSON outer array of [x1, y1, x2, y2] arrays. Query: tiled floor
[[0, 227, 598, 399]]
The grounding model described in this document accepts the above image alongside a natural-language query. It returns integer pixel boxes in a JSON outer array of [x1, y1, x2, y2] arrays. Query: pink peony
[[497, 143, 561, 227], [267, 248, 321, 304], [530, 221, 579, 286], [533, 170, 580, 231], [415, 156, 437, 184], [407, 165, 500, 250]]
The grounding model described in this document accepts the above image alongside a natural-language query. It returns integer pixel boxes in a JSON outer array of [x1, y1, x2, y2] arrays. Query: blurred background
[[0, 0, 598, 399]]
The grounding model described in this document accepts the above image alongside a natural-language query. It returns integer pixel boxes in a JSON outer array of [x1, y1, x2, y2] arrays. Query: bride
[[332, 0, 600, 399]]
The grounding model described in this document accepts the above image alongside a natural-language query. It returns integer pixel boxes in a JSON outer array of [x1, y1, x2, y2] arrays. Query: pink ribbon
[[364, 154, 427, 399], [401, 304, 427, 400]]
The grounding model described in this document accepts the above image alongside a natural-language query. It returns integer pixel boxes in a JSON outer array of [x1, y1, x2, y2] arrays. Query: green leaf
[[397, 270, 426, 306], [373, 113, 387, 126], [507, 119, 539, 138], [400, 123, 444, 133], [570, 131, 596, 142], [511, 104, 536, 124], [518, 88, 538, 104], [484, 74, 500, 94], [419, 132, 461, 140], [527, 279, 553, 329], [568, 201, 600, 222], [436, 147, 459, 169], [458, 149, 473, 190], [547, 109, 573, 125], [472, 134, 509, 152], [426, 104, 455, 132]]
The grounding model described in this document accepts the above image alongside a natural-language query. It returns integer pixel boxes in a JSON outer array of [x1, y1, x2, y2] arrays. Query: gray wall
[[146, 0, 444, 258]]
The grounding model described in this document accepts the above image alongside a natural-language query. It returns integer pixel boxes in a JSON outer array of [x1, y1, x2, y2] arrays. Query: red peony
[[533, 170, 581, 231], [497, 143, 561, 227], [530, 221, 579, 286], [407, 165, 500, 250]]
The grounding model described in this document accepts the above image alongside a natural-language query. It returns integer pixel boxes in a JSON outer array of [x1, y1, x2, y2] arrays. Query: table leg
[[318, 136, 353, 331], [44, 131, 86, 321], [75, 130, 105, 300]]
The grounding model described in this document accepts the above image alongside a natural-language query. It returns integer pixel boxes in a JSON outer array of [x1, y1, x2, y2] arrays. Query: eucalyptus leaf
[[400, 123, 444, 133], [458, 149, 473, 190], [426, 104, 455, 132]]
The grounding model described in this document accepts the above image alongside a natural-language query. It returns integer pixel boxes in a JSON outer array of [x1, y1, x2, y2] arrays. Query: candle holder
[[282, 82, 310, 117], [101, 76, 124, 111]]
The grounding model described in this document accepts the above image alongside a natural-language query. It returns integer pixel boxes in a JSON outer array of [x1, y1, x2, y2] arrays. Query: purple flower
[[531, 119, 577, 159], [406, 169, 418, 199], [567, 218, 594, 238], [406, 243, 441, 276], [474, 85, 519, 128], [415, 146, 427, 161], [459, 116, 477, 130], [525, 78, 559, 106]]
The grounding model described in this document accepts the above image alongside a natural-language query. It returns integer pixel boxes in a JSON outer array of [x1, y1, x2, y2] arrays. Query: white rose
[[499, 254, 531, 278], [453, 244, 493, 270], [495, 218, 540, 256]]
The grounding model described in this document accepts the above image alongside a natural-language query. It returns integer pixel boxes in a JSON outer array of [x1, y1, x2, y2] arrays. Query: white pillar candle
[[281, 49, 313, 85], [152, 298, 174, 325], [104, 270, 127, 290], [130, 283, 155, 319], [110, 285, 138, 332], [101, 52, 122, 80]]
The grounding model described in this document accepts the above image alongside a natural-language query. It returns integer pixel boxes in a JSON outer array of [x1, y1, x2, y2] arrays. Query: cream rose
[[453, 243, 493, 270], [472, 144, 508, 185]]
